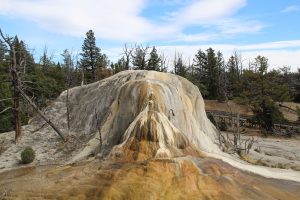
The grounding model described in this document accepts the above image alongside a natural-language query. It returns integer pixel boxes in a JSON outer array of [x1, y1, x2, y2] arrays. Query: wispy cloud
[[216, 19, 264, 35], [239, 40, 300, 50], [0, 0, 259, 42], [169, 0, 247, 25], [281, 5, 299, 13], [174, 33, 219, 42]]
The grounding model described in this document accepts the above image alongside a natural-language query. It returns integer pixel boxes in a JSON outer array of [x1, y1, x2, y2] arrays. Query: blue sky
[[0, 0, 299, 70]]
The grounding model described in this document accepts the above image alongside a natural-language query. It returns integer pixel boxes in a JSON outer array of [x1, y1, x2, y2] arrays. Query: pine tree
[[294, 69, 300, 102], [40, 47, 54, 74], [192, 49, 208, 96], [206, 48, 218, 99], [80, 30, 101, 82], [131, 45, 149, 70], [216, 51, 226, 102], [112, 57, 126, 74], [146, 46, 161, 71], [174, 53, 186, 77], [227, 56, 240, 99], [0, 40, 7, 60], [193, 49, 207, 79], [238, 56, 289, 132]]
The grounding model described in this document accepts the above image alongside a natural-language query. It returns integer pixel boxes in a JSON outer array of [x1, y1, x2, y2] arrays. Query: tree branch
[[0, 98, 15, 102], [17, 86, 66, 141], [0, 107, 13, 115]]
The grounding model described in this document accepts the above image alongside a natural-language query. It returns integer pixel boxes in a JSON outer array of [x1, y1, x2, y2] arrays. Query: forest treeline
[[0, 29, 300, 133]]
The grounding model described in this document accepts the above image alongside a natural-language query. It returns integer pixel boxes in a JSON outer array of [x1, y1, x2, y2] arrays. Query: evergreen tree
[[206, 48, 218, 99], [193, 49, 207, 79], [174, 53, 187, 77], [216, 51, 226, 102], [112, 57, 126, 74], [80, 30, 102, 82], [252, 98, 285, 133], [146, 46, 161, 71], [192, 49, 208, 96], [12, 37, 35, 75], [238, 56, 288, 132], [0, 39, 13, 133], [131, 45, 149, 70], [0, 40, 7, 60], [226, 56, 240, 99]]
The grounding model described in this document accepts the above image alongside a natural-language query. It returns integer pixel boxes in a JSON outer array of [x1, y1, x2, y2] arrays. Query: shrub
[[21, 146, 35, 164], [252, 99, 285, 133], [207, 113, 217, 126], [219, 120, 227, 131], [296, 106, 300, 121]]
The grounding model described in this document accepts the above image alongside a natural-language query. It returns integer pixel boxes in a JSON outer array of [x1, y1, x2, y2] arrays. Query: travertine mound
[[0, 71, 219, 170], [62, 70, 220, 160]]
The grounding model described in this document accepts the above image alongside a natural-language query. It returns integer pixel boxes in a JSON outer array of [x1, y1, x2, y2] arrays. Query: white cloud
[[174, 33, 219, 42], [239, 40, 300, 50], [0, 0, 156, 41], [241, 50, 300, 70], [216, 19, 264, 35], [281, 5, 299, 13], [172, 0, 247, 25], [0, 0, 257, 42]]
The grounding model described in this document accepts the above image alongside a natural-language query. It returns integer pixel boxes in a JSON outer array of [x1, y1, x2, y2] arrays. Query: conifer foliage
[[80, 30, 108, 83]]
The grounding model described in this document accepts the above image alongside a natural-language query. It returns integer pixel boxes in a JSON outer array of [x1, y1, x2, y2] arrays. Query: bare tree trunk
[[98, 128, 102, 149], [18, 87, 65, 141], [66, 87, 70, 136], [123, 44, 132, 70], [237, 113, 240, 146], [81, 68, 84, 86], [11, 45, 21, 143], [13, 87, 21, 143]]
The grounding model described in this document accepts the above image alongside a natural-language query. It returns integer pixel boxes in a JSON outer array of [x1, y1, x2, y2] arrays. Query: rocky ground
[[222, 132, 300, 171]]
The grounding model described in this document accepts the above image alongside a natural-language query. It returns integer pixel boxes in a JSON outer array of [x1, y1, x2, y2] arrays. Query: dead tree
[[62, 49, 74, 137], [0, 29, 65, 142], [278, 103, 297, 113], [159, 53, 169, 72], [0, 29, 22, 143], [18, 88, 65, 141], [122, 44, 132, 70], [94, 109, 103, 153]]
